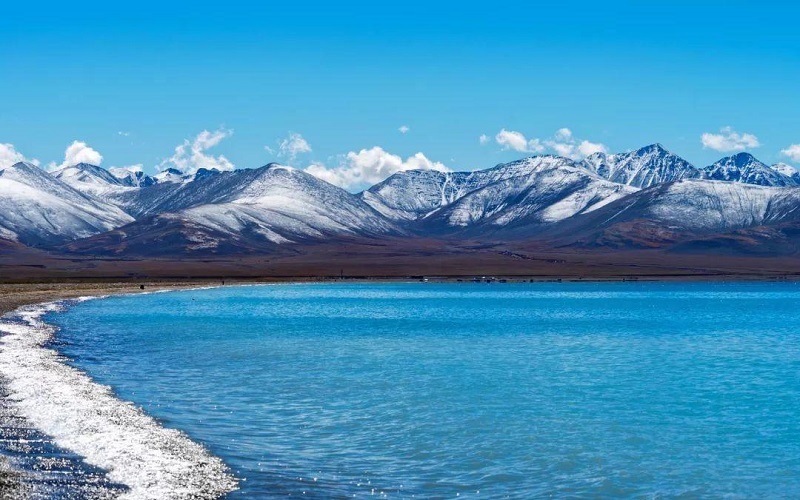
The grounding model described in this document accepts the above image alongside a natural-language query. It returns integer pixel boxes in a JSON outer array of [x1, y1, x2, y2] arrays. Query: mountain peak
[[639, 143, 669, 154], [193, 168, 220, 180], [580, 144, 697, 188], [725, 152, 760, 166], [53, 162, 124, 189], [703, 152, 795, 186], [5, 161, 40, 172]]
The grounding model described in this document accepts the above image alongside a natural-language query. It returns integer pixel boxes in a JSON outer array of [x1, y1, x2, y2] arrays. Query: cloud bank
[[781, 144, 800, 163], [0, 143, 38, 169], [486, 128, 607, 160], [161, 129, 235, 175], [276, 132, 312, 161], [46, 141, 104, 171], [305, 146, 449, 190], [701, 126, 760, 152]]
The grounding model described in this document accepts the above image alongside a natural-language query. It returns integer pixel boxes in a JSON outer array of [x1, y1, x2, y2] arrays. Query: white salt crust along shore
[[0, 294, 238, 499]]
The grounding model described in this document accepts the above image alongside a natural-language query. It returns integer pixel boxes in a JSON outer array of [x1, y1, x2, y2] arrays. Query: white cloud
[[0, 143, 38, 169], [546, 140, 575, 158], [273, 132, 312, 161], [479, 134, 490, 145], [48, 140, 104, 170], [64, 140, 103, 166], [495, 129, 545, 153], [161, 128, 235, 175], [701, 126, 760, 152], [554, 128, 573, 142], [577, 140, 608, 157], [492, 128, 607, 160], [546, 138, 609, 160], [398, 125, 410, 134], [543, 128, 608, 160], [304, 146, 449, 190], [118, 131, 130, 137], [781, 144, 800, 163]]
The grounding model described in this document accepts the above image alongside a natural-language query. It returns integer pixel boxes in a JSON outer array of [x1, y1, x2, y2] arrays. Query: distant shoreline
[[0, 281, 227, 316], [1, 274, 799, 318], [1, 275, 799, 320]]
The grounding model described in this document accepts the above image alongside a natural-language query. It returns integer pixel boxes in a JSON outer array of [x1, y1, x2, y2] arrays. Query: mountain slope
[[6, 144, 800, 258], [52, 162, 137, 199], [108, 167, 156, 187], [56, 165, 235, 218], [362, 156, 636, 231], [702, 153, 798, 186], [66, 164, 401, 255], [422, 157, 636, 231], [580, 144, 700, 188], [538, 179, 800, 249], [361, 170, 470, 221], [770, 163, 800, 183], [0, 162, 134, 245]]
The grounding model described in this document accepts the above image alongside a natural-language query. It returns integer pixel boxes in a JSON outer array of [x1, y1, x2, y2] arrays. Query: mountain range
[[3, 144, 800, 259]]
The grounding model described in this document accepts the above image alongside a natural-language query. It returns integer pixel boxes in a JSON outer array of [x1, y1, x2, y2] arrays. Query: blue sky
[[2, 1, 800, 189]]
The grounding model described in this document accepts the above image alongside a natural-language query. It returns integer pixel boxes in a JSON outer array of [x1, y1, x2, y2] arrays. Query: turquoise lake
[[48, 282, 800, 497]]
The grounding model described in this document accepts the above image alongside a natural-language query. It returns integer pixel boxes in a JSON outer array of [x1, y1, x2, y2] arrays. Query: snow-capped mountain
[[153, 167, 187, 184], [770, 162, 800, 183], [363, 156, 636, 227], [540, 179, 800, 249], [53, 163, 178, 218], [53, 162, 137, 198], [420, 157, 636, 229], [108, 167, 156, 187], [67, 164, 401, 255], [361, 170, 470, 221], [629, 180, 800, 230], [701, 153, 798, 187], [170, 164, 399, 241], [54, 163, 240, 219], [580, 144, 700, 188], [4, 144, 800, 257], [0, 162, 133, 245]]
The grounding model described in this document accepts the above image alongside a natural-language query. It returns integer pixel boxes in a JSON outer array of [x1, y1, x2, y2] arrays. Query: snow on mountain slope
[[771, 162, 800, 182], [360, 170, 470, 221], [108, 166, 156, 187], [0, 162, 134, 245], [55, 164, 231, 218], [201, 164, 398, 238], [153, 168, 186, 184], [544, 179, 800, 247], [701, 153, 798, 187], [427, 158, 636, 229], [66, 164, 401, 254], [580, 144, 700, 188], [53, 163, 182, 218], [567, 179, 800, 233], [641, 180, 794, 230], [53, 163, 136, 198], [7, 144, 800, 255], [361, 156, 623, 224]]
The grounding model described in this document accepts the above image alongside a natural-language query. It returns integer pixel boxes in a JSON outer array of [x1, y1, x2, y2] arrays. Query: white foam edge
[[0, 292, 238, 499]]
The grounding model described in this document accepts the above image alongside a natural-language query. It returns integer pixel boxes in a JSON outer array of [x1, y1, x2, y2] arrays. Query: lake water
[[11, 282, 800, 497]]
